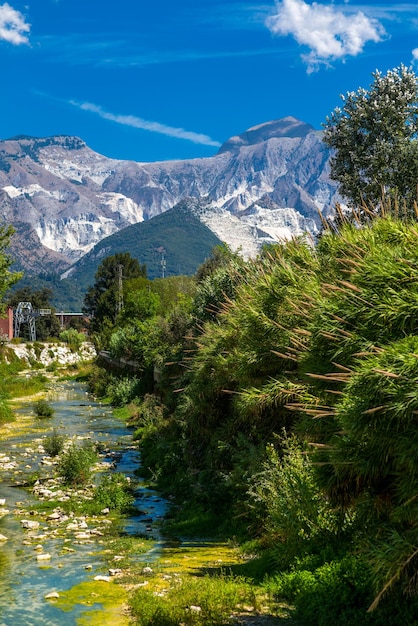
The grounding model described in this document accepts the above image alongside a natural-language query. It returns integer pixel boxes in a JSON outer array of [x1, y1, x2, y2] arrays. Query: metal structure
[[117, 264, 124, 315], [161, 253, 166, 279], [13, 303, 52, 341], [14, 302, 37, 341]]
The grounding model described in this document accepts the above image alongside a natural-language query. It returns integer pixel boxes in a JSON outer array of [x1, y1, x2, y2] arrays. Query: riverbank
[[0, 376, 295, 625], [0, 380, 159, 625], [6, 341, 96, 368]]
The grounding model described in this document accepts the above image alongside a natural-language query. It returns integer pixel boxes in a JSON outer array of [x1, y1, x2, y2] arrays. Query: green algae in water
[[55, 579, 130, 625]]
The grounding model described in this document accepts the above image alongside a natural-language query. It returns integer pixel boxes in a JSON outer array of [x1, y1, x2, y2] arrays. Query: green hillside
[[68, 201, 222, 294], [7, 202, 223, 311]]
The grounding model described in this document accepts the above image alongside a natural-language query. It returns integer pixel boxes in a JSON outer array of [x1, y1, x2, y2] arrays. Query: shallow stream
[[0, 381, 167, 625]]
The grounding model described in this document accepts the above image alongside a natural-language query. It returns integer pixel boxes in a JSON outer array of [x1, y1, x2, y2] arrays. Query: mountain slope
[[65, 200, 223, 292], [0, 117, 340, 273]]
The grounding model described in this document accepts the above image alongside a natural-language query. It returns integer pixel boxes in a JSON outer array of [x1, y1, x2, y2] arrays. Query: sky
[[0, 1, 418, 163]]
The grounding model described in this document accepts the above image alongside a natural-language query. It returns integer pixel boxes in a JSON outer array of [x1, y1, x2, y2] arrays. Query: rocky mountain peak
[[1, 135, 86, 161], [0, 116, 340, 276], [217, 116, 316, 154]]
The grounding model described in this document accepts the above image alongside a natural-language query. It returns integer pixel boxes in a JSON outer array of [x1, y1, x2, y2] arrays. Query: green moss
[[55, 580, 129, 625]]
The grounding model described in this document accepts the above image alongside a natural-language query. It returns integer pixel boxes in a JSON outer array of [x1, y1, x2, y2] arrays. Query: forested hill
[[63, 201, 223, 292]]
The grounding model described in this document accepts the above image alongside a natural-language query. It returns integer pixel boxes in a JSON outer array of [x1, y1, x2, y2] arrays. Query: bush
[[43, 430, 65, 457], [129, 394, 165, 436], [59, 328, 85, 351], [87, 365, 114, 398], [0, 399, 14, 424], [250, 434, 344, 566], [57, 442, 97, 485], [108, 375, 141, 406], [34, 399, 54, 418], [265, 556, 374, 626], [93, 472, 134, 512]]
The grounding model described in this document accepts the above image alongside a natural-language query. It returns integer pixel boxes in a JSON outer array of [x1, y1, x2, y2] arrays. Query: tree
[[0, 224, 22, 308], [323, 65, 418, 211], [83, 252, 146, 334]]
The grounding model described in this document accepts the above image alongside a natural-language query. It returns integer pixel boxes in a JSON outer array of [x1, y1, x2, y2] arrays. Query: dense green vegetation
[[87, 215, 418, 624]]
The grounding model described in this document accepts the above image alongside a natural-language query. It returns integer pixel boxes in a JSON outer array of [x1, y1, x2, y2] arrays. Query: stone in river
[[21, 520, 40, 530], [44, 591, 59, 599]]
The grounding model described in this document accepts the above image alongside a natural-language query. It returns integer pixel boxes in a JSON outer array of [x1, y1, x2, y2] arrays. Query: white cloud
[[266, 0, 385, 72], [0, 3, 30, 45], [70, 101, 221, 148], [413, 48, 418, 61]]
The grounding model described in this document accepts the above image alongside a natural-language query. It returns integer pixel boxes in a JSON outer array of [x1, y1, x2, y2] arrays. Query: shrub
[[265, 556, 374, 626], [57, 442, 97, 485], [93, 472, 134, 512], [43, 430, 65, 457], [34, 399, 54, 418], [59, 328, 85, 351], [250, 434, 344, 566], [108, 375, 141, 406], [87, 365, 113, 398], [129, 394, 165, 435], [0, 399, 14, 424]]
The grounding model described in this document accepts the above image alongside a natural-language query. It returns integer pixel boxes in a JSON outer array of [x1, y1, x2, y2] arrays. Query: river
[[0, 380, 167, 626]]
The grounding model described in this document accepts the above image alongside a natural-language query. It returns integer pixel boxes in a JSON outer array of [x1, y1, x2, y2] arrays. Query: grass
[[3, 371, 48, 398], [129, 573, 259, 626]]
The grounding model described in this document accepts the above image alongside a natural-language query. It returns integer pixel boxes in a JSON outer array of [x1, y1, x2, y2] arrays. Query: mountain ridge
[[0, 117, 340, 277]]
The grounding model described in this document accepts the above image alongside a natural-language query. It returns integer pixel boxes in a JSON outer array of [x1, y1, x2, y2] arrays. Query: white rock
[[74, 532, 91, 540], [47, 512, 61, 520], [94, 575, 111, 582], [21, 520, 40, 530], [108, 568, 122, 576], [44, 591, 59, 599], [37, 553, 52, 561], [0, 534, 8, 541]]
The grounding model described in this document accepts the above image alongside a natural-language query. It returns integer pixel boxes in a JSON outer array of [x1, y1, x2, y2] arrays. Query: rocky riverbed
[[0, 381, 164, 625], [0, 379, 293, 626]]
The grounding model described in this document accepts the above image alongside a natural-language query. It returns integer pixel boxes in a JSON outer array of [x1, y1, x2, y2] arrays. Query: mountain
[[64, 200, 223, 293], [0, 117, 340, 278]]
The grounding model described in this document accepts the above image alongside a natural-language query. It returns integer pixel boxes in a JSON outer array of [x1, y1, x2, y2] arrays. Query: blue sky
[[1, 1, 418, 162]]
